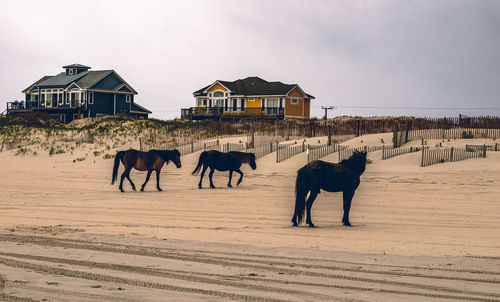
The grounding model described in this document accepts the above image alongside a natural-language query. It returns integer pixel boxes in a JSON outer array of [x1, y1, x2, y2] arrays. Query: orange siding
[[246, 97, 261, 108], [304, 99, 310, 118], [287, 87, 304, 98], [285, 98, 304, 117]]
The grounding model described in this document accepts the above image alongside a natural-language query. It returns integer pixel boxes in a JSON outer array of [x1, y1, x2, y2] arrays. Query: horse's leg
[[125, 168, 136, 191], [119, 170, 127, 192], [141, 170, 153, 191], [155, 169, 162, 191], [305, 191, 319, 227], [208, 167, 216, 189], [198, 164, 208, 189], [342, 190, 355, 226], [235, 168, 244, 186], [120, 166, 134, 192], [227, 170, 233, 187]]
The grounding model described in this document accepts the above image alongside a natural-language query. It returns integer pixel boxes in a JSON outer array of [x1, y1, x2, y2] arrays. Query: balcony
[[6, 101, 86, 114], [181, 107, 285, 120]]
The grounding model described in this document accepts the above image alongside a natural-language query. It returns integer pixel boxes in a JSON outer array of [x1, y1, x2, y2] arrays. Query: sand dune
[[0, 133, 499, 301]]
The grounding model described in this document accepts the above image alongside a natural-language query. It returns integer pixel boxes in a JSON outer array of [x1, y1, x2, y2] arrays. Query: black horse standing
[[292, 151, 367, 227], [192, 150, 256, 189]]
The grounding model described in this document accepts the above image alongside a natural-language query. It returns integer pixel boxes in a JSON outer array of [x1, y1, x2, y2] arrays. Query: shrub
[[102, 153, 115, 159], [462, 131, 474, 139]]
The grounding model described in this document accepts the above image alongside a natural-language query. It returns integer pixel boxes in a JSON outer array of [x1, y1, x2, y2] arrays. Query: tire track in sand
[[0, 251, 498, 302], [0, 257, 294, 302]]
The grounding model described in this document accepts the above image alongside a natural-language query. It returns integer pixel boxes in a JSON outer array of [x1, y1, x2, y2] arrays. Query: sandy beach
[[0, 133, 499, 301]]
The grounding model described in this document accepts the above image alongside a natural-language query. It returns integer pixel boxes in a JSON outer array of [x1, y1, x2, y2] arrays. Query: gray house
[[8, 64, 151, 123]]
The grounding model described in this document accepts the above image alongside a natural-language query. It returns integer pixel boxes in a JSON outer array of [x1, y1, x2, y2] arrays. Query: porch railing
[[181, 106, 285, 119]]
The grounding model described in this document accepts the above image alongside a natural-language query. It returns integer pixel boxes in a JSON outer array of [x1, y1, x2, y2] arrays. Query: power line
[[312, 105, 500, 110]]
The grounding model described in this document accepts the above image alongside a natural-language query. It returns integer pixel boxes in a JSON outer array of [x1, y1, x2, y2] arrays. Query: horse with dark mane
[[192, 150, 256, 189], [111, 149, 181, 192], [292, 150, 367, 227]]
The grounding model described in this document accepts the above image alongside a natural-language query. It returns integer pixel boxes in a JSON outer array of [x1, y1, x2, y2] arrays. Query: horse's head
[[249, 153, 257, 170], [172, 149, 182, 168], [351, 150, 367, 174]]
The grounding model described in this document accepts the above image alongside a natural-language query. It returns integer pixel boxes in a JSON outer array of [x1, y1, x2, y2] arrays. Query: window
[[46, 93, 52, 107], [267, 98, 279, 107], [240, 99, 245, 111], [213, 91, 224, 97], [126, 95, 131, 103], [68, 69, 73, 75], [248, 98, 255, 102], [224, 99, 228, 110], [58, 93, 63, 105], [197, 99, 202, 107], [73, 113, 80, 120], [89, 93, 94, 104], [41, 94, 46, 107], [232, 99, 237, 111], [208, 92, 212, 97], [261, 98, 265, 111], [215, 99, 223, 107], [52, 93, 58, 107], [203, 99, 207, 106], [279, 98, 283, 109], [291, 99, 299, 105]]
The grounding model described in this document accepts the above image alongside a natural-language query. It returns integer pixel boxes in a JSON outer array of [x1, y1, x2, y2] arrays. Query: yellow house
[[182, 77, 315, 120]]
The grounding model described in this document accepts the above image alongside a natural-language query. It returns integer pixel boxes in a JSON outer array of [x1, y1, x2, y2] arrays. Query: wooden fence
[[420, 147, 486, 167], [466, 144, 499, 152], [220, 142, 246, 152], [277, 142, 306, 163], [382, 146, 420, 160], [144, 139, 220, 156], [307, 144, 343, 162], [338, 145, 385, 161]]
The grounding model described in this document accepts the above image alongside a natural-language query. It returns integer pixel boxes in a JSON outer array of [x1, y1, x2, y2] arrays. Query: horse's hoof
[[132, 187, 136, 191], [292, 222, 298, 227], [210, 186, 216, 189], [198, 186, 202, 189], [228, 184, 232, 188], [157, 188, 162, 192], [120, 189, 124, 193], [343, 222, 352, 227], [308, 223, 316, 228], [140, 188, 144, 192]]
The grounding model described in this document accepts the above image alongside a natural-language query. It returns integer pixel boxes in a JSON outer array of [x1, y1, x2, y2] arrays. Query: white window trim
[[125, 95, 131, 103], [291, 99, 299, 105], [89, 92, 94, 104], [248, 98, 255, 102]]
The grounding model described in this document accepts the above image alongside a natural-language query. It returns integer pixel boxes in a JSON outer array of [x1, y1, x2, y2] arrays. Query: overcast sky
[[1, 0, 500, 119]]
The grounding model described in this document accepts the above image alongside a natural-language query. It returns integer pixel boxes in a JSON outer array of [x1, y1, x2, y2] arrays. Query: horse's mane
[[228, 151, 255, 162], [339, 152, 366, 175]]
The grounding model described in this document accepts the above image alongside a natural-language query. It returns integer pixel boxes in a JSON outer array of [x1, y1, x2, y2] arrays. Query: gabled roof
[[193, 77, 315, 98], [22, 75, 53, 93], [131, 102, 152, 114], [74, 70, 113, 89], [22, 69, 138, 94]]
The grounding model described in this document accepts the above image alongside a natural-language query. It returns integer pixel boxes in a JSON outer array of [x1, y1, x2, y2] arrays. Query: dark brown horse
[[192, 150, 256, 189], [112, 149, 181, 192], [292, 150, 367, 227]]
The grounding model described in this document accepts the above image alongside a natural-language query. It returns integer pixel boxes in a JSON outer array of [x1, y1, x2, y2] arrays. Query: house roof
[[22, 69, 137, 94], [131, 102, 152, 114], [22, 75, 54, 93], [74, 70, 113, 89], [37, 71, 89, 87], [63, 63, 91, 69], [193, 77, 315, 99]]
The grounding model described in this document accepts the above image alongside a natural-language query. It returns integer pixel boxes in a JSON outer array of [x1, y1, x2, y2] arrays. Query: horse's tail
[[294, 167, 309, 225], [111, 151, 125, 185], [192, 151, 207, 175]]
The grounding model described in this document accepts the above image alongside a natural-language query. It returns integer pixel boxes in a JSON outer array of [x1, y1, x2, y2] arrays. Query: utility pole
[[321, 106, 336, 120]]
